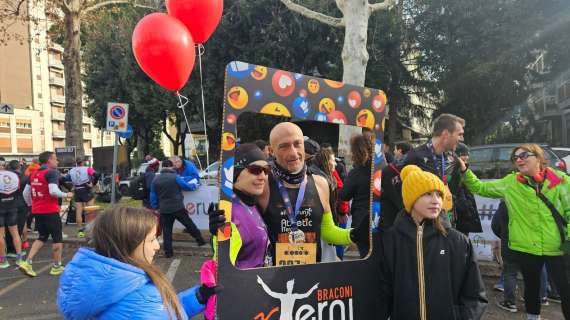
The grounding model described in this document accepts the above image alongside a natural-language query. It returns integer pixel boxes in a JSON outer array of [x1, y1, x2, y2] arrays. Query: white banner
[[469, 188, 501, 261], [174, 185, 220, 231]]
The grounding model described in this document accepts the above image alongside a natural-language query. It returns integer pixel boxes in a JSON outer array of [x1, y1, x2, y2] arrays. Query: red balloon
[[132, 13, 195, 91], [166, 0, 223, 44]]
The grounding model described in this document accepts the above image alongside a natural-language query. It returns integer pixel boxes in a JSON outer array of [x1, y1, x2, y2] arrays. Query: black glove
[[350, 218, 370, 244], [196, 284, 223, 304], [208, 203, 226, 236]]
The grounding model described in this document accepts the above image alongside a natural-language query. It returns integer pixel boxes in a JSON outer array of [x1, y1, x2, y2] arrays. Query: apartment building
[[0, 0, 113, 160]]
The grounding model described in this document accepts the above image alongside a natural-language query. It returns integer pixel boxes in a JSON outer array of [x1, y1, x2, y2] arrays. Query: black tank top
[[264, 174, 325, 261]]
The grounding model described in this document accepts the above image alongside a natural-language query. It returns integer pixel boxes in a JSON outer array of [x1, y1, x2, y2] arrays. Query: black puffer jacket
[[377, 214, 487, 320]]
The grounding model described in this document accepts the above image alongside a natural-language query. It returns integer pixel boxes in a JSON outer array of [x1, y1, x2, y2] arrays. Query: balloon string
[[197, 43, 210, 169], [176, 92, 203, 171]]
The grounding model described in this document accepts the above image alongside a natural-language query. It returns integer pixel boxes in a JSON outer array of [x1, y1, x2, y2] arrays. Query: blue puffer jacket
[[57, 248, 204, 320], [177, 160, 201, 182]]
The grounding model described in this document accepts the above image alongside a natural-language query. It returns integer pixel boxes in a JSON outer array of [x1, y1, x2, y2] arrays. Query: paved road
[[0, 243, 563, 320]]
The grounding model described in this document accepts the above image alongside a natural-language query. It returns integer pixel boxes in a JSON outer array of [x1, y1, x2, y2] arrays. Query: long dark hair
[[350, 134, 373, 166], [92, 207, 184, 319]]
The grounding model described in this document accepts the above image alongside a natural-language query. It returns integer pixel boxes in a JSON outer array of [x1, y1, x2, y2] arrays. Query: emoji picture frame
[[215, 61, 387, 319]]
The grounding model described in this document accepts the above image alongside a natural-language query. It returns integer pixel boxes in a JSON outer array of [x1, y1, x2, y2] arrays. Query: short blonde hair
[[511, 144, 547, 170]]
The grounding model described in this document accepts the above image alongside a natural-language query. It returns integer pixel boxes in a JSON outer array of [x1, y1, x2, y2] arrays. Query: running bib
[[0, 171, 19, 195], [275, 243, 317, 266]]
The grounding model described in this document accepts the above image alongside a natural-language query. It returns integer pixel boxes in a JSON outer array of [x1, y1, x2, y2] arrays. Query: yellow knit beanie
[[401, 165, 446, 213]]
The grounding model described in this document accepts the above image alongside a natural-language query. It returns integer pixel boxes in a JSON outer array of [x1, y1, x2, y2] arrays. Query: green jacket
[[462, 168, 570, 256]]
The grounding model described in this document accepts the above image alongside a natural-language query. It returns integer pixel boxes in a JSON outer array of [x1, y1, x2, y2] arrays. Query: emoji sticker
[[323, 79, 344, 89], [374, 138, 384, 165], [314, 112, 328, 122], [307, 79, 320, 94], [318, 98, 336, 113], [272, 71, 295, 97], [347, 90, 362, 109], [292, 96, 310, 119], [327, 110, 347, 124], [363, 88, 371, 98], [227, 61, 254, 78], [221, 157, 234, 198], [227, 86, 248, 109], [372, 170, 382, 197], [251, 66, 268, 80], [372, 91, 387, 113], [260, 102, 291, 117], [356, 109, 375, 129], [226, 113, 237, 125], [221, 132, 236, 151]]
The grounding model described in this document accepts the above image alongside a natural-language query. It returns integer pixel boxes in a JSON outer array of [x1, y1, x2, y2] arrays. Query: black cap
[[162, 159, 173, 168], [456, 143, 469, 156], [234, 143, 267, 180], [304, 137, 320, 156]]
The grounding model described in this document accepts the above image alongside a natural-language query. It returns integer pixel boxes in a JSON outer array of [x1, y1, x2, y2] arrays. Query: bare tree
[[280, 0, 396, 86], [1, 0, 156, 157]]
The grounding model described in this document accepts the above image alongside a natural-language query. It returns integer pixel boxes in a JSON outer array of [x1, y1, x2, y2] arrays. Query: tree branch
[[369, 0, 396, 14], [83, 0, 156, 15], [279, 0, 344, 28]]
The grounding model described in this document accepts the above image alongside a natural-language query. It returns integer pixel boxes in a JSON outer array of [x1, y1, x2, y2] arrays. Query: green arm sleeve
[[462, 169, 508, 199], [320, 211, 353, 245], [212, 223, 242, 266]]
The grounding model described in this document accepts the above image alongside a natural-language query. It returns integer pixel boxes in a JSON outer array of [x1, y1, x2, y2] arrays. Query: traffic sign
[[106, 102, 129, 132], [116, 124, 133, 139], [0, 103, 14, 114]]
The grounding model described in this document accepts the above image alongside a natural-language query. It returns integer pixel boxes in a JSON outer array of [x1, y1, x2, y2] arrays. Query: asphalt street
[[0, 243, 563, 320]]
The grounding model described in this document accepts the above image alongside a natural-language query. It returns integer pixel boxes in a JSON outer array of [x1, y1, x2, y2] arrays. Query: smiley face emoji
[[251, 66, 268, 80], [327, 110, 347, 124], [363, 88, 371, 98], [260, 102, 291, 117], [272, 71, 295, 97], [227, 86, 248, 109], [372, 91, 387, 113], [323, 79, 344, 88], [221, 132, 236, 151], [226, 113, 237, 125], [307, 79, 320, 94], [347, 90, 362, 109], [318, 98, 335, 113], [356, 109, 375, 129]]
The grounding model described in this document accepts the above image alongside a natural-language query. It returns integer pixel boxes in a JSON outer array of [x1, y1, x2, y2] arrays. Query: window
[[82, 125, 91, 133], [0, 136, 11, 153], [16, 120, 32, 134], [0, 118, 10, 128], [17, 137, 33, 153]]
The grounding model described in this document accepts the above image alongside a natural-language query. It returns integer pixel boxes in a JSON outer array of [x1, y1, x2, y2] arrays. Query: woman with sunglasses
[[458, 143, 570, 320], [209, 143, 271, 269]]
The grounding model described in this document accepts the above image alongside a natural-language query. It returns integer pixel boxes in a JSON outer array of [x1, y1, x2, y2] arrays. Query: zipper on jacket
[[416, 224, 427, 320]]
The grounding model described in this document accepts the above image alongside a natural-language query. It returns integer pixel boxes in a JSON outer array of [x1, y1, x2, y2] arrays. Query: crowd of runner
[[0, 113, 568, 320]]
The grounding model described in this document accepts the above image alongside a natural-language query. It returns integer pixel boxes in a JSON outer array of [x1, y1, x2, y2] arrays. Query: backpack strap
[[521, 180, 568, 243]]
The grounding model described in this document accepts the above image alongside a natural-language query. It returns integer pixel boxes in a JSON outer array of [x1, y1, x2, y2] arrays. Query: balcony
[[82, 116, 91, 124], [51, 95, 65, 105], [49, 76, 65, 86], [83, 132, 92, 140], [48, 58, 64, 70], [53, 130, 65, 138], [52, 112, 65, 121]]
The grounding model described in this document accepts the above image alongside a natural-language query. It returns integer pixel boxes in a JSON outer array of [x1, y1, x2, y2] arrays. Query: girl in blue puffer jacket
[[57, 206, 214, 319]]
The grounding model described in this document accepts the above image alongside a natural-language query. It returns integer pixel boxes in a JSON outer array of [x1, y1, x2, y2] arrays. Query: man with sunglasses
[[257, 122, 367, 264]]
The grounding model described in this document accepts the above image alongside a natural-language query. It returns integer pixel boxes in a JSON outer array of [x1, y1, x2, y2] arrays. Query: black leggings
[[513, 251, 570, 318]]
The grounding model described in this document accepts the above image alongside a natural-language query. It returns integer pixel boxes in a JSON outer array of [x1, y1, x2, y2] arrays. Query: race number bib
[[0, 171, 19, 195], [275, 243, 317, 266]]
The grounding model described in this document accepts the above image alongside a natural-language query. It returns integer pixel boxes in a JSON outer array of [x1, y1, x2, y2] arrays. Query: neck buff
[[271, 161, 307, 185], [234, 188, 256, 206]]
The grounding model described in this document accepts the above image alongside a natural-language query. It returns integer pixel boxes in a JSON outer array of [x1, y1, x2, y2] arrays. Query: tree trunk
[[341, 0, 370, 86], [62, 0, 85, 157]]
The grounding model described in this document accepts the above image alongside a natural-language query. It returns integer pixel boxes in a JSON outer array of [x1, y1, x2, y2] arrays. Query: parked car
[[199, 161, 219, 185], [552, 147, 570, 173], [119, 162, 163, 196], [469, 143, 567, 179]]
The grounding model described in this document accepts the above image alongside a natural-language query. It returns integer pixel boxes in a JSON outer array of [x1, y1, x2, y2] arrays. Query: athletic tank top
[[30, 169, 60, 214], [69, 166, 91, 187], [264, 174, 324, 260]]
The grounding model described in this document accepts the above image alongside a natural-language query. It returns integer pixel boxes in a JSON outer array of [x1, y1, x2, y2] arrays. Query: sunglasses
[[246, 165, 270, 176], [511, 151, 535, 162]]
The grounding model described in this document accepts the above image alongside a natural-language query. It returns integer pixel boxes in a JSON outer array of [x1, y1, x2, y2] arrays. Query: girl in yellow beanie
[[377, 165, 487, 320]]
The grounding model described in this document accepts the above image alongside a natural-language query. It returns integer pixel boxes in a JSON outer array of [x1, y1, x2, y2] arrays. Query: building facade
[[0, 0, 114, 161]]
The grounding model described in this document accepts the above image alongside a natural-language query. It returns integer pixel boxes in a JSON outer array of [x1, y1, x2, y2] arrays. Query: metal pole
[[111, 132, 118, 204]]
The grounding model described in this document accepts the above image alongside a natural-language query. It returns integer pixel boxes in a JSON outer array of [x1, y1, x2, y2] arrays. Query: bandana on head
[[234, 143, 267, 180], [271, 161, 307, 185]]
